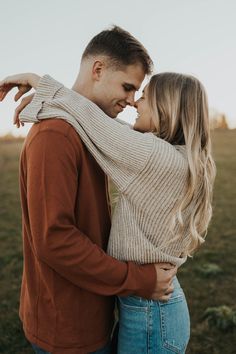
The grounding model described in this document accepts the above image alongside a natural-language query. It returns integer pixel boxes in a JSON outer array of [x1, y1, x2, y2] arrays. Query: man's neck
[[71, 80, 93, 101], [71, 65, 95, 102]]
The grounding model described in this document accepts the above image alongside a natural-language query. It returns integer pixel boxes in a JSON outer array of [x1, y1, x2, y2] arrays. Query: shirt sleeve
[[25, 128, 156, 298], [20, 75, 155, 192]]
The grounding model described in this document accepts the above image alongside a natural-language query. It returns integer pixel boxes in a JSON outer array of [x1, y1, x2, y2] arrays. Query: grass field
[[0, 130, 235, 353]]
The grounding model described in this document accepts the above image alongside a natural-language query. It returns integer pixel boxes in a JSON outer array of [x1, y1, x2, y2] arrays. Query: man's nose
[[126, 92, 135, 106]]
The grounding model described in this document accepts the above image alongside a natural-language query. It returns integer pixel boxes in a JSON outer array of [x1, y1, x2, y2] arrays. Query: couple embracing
[[0, 26, 215, 354]]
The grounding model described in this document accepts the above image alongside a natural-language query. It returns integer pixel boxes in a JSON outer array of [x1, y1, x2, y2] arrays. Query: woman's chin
[[133, 124, 144, 133]]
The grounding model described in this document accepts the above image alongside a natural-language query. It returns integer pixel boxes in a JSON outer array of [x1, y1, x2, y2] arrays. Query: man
[[0, 26, 176, 354]]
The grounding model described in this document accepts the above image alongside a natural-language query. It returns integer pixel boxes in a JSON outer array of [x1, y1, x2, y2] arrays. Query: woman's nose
[[134, 100, 139, 108]]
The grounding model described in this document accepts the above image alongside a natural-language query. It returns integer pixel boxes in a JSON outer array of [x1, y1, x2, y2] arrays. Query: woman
[[0, 72, 215, 353]]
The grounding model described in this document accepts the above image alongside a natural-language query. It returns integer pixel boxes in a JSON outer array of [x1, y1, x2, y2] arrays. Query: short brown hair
[[82, 25, 153, 75]]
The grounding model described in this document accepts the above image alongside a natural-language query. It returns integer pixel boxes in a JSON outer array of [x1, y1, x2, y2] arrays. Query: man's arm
[[25, 124, 160, 298]]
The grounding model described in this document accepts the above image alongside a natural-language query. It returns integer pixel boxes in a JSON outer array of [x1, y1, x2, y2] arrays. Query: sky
[[0, 0, 236, 136]]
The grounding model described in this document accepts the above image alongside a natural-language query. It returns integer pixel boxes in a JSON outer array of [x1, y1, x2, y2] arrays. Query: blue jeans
[[31, 341, 111, 354], [117, 277, 190, 354], [31, 344, 50, 354]]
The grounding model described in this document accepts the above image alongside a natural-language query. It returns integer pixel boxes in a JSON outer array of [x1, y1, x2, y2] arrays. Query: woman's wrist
[[29, 73, 41, 89]]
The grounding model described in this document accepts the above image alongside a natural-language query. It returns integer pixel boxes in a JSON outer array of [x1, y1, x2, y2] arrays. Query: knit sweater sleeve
[[19, 75, 154, 191]]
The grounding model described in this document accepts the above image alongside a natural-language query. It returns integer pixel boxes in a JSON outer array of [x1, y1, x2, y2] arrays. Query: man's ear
[[92, 60, 105, 81]]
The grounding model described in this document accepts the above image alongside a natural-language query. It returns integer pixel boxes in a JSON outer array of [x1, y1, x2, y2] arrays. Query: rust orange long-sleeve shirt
[[19, 119, 156, 354]]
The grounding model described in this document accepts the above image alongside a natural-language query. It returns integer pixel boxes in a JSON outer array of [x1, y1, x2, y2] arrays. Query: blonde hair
[[147, 73, 216, 255]]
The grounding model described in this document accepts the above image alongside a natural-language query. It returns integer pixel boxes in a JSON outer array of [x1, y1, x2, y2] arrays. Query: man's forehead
[[122, 67, 145, 90]]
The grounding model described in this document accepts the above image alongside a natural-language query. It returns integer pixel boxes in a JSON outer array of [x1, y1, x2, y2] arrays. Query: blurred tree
[[0, 132, 24, 142], [210, 112, 229, 130]]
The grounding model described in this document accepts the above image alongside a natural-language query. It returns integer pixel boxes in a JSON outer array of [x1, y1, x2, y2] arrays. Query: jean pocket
[[118, 296, 148, 311], [159, 290, 190, 353], [118, 297, 149, 353]]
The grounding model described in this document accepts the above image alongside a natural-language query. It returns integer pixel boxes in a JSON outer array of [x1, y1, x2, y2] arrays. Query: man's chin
[[101, 108, 118, 119], [109, 111, 118, 119]]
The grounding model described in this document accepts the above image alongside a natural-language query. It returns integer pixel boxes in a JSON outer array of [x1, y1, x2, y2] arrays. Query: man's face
[[92, 63, 145, 118]]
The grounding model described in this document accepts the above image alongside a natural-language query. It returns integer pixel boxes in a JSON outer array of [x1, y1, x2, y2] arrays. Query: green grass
[[179, 129, 236, 353], [0, 141, 33, 354], [0, 130, 235, 353]]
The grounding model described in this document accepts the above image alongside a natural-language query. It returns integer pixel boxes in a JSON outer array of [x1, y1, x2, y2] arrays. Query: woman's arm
[[0, 73, 40, 127], [0, 73, 40, 101], [20, 75, 155, 191]]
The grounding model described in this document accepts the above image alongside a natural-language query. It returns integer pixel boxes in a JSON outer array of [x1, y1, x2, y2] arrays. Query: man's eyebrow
[[123, 83, 139, 91]]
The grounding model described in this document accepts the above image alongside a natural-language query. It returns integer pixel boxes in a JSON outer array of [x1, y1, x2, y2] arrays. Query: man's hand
[[151, 263, 177, 301], [0, 73, 40, 102], [13, 93, 35, 128]]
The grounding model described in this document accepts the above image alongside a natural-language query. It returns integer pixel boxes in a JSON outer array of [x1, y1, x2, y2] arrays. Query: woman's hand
[[14, 93, 35, 128], [0, 73, 41, 102]]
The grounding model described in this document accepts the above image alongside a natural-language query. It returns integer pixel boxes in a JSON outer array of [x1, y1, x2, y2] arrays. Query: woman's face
[[133, 85, 156, 133]]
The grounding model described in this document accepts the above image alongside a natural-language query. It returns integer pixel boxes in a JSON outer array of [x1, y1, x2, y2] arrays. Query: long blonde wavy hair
[[147, 73, 216, 255]]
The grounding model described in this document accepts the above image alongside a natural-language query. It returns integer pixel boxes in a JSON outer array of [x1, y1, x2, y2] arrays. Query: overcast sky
[[0, 0, 235, 136]]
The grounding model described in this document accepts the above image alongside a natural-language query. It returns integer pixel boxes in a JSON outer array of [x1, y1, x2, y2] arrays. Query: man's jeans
[[117, 277, 190, 354], [31, 341, 111, 354]]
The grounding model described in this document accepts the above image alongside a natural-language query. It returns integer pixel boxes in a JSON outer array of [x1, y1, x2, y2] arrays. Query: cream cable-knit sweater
[[20, 75, 193, 267]]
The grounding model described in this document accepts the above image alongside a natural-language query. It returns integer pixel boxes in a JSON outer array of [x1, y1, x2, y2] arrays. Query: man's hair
[[82, 25, 153, 75]]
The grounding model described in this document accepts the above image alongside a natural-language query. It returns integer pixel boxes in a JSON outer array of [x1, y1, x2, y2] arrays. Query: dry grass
[[0, 130, 235, 353]]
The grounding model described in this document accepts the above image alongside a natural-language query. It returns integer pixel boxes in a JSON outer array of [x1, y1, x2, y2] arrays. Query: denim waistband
[[121, 276, 183, 305]]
